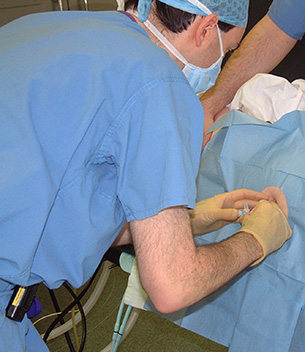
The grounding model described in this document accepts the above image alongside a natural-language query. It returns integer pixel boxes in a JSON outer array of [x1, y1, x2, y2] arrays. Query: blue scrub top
[[0, 11, 203, 292], [269, 0, 305, 40]]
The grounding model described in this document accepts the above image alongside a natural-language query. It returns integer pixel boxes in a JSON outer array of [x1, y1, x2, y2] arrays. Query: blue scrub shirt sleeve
[[105, 78, 203, 221], [268, 0, 305, 40]]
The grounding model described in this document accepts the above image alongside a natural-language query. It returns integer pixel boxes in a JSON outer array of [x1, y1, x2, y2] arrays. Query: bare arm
[[130, 206, 262, 313], [111, 222, 132, 247], [201, 15, 297, 126]]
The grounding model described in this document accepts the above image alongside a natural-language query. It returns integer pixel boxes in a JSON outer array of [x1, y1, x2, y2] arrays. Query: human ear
[[195, 14, 218, 47]]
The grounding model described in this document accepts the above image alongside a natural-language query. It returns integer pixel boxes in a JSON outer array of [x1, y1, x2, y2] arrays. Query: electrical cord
[[42, 247, 135, 350], [63, 282, 87, 352], [43, 261, 111, 340], [43, 260, 104, 347], [47, 288, 76, 352], [44, 283, 87, 352]]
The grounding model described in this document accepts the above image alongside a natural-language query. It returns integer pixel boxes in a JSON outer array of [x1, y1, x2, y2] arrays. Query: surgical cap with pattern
[[138, 0, 249, 27]]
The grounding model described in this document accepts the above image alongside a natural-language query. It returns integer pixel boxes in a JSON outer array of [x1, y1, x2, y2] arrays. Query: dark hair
[[124, 0, 235, 33]]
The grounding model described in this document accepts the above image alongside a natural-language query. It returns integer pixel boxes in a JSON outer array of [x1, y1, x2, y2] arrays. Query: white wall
[[0, 0, 117, 26]]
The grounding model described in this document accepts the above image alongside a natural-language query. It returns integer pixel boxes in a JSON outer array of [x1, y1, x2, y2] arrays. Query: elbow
[[146, 284, 209, 314], [142, 282, 187, 314], [150, 296, 185, 314]]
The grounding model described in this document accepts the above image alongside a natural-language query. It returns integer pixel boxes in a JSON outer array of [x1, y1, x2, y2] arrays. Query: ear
[[195, 14, 218, 47]]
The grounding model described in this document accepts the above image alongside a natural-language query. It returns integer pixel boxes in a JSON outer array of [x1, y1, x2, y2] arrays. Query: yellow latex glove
[[189, 189, 269, 235], [238, 200, 293, 266]]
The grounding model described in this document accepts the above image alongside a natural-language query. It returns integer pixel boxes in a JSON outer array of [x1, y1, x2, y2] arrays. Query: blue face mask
[[143, 18, 224, 94]]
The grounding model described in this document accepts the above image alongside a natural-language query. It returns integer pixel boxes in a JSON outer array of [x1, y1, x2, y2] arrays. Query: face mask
[[143, 18, 224, 94]]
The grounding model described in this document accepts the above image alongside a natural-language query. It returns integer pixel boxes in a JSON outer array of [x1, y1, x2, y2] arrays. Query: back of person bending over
[[0, 0, 292, 350]]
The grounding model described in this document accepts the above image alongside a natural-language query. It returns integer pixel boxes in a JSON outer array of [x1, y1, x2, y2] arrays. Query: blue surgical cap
[[138, 0, 249, 27]]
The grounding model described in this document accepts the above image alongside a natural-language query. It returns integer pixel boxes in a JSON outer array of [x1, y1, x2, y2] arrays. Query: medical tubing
[[43, 260, 109, 340], [40, 257, 139, 351], [47, 288, 76, 352], [83, 0, 89, 11], [71, 292, 80, 351], [42, 259, 104, 342], [43, 284, 87, 352], [111, 297, 126, 349], [114, 305, 132, 351], [100, 308, 141, 352], [111, 297, 132, 352], [42, 292, 84, 343], [62, 282, 87, 352], [58, 0, 63, 11]]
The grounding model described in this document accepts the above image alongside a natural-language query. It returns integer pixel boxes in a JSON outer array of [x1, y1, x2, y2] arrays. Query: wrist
[[235, 231, 264, 266]]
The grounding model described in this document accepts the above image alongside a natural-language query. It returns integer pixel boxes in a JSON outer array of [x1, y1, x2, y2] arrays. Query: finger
[[222, 189, 269, 209], [217, 189, 270, 210], [231, 189, 270, 202], [233, 199, 266, 210], [262, 186, 289, 218], [216, 208, 240, 222]]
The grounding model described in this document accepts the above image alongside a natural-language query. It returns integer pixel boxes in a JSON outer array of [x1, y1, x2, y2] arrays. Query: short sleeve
[[103, 77, 203, 221], [268, 0, 305, 40]]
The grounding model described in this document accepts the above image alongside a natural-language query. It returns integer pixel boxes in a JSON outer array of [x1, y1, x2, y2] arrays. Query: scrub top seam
[[90, 77, 195, 220], [97, 75, 190, 154], [103, 78, 192, 219], [122, 195, 194, 222]]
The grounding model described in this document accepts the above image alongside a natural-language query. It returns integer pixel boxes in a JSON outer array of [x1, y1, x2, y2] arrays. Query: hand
[[239, 199, 292, 266], [189, 189, 269, 235], [262, 185, 289, 217]]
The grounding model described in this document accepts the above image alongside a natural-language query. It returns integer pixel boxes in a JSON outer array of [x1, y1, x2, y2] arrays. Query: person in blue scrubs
[[0, 0, 292, 350], [201, 0, 305, 142]]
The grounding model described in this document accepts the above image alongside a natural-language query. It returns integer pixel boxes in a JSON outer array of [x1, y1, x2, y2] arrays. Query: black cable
[[48, 289, 76, 352], [42, 247, 129, 349], [43, 259, 104, 345], [44, 284, 87, 352], [63, 282, 87, 352]]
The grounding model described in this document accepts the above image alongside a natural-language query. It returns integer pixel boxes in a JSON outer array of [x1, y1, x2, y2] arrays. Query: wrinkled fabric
[[269, 0, 305, 40], [138, 0, 249, 26], [229, 73, 305, 123], [0, 10, 203, 351], [142, 110, 305, 351]]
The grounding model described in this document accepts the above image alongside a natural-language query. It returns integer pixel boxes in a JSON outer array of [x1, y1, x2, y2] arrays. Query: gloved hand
[[238, 200, 293, 266], [189, 189, 269, 235], [262, 185, 289, 217]]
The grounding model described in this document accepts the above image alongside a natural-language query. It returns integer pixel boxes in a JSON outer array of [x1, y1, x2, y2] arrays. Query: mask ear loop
[[216, 25, 224, 59], [186, 0, 224, 61], [124, 9, 185, 63], [145, 17, 223, 71], [143, 19, 189, 66], [116, 0, 124, 11], [126, 1, 224, 67]]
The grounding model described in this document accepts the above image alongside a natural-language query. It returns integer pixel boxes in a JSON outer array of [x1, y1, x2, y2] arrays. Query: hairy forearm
[[201, 15, 297, 118], [131, 207, 263, 314], [158, 232, 262, 313], [193, 232, 263, 298]]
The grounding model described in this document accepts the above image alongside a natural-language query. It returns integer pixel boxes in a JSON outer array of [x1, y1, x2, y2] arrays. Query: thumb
[[216, 208, 240, 222]]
